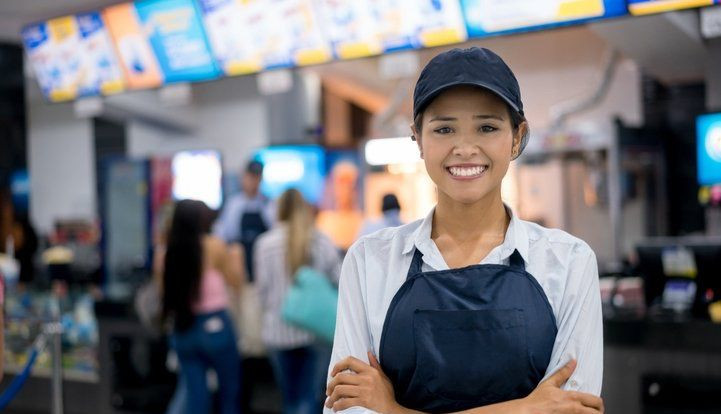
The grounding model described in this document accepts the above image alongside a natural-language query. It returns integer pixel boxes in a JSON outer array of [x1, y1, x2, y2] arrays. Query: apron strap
[[508, 249, 525, 271], [406, 248, 425, 280]]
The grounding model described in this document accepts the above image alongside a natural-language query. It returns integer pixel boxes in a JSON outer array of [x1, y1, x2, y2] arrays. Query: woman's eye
[[434, 127, 452, 134], [480, 125, 497, 133]]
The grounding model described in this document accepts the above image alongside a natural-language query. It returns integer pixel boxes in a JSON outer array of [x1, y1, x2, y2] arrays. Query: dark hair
[[162, 199, 211, 331], [381, 194, 401, 212], [413, 101, 529, 159]]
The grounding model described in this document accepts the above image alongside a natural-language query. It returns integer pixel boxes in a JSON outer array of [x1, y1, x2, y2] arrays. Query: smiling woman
[[323, 48, 604, 414]]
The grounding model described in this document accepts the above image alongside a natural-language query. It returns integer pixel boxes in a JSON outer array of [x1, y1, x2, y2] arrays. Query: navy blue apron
[[239, 209, 268, 283], [379, 248, 557, 413]]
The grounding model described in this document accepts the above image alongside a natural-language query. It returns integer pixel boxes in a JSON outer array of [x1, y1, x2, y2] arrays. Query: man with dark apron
[[213, 160, 274, 414]]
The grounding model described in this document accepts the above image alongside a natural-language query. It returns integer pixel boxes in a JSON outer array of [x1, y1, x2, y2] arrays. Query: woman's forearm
[[391, 399, 524, 414]]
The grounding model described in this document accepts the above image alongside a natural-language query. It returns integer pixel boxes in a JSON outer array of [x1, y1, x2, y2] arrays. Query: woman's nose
[[452, 136, 480, 158]]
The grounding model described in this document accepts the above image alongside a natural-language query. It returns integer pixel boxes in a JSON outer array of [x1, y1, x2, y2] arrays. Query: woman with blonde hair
[[255, 188, 342, 414]]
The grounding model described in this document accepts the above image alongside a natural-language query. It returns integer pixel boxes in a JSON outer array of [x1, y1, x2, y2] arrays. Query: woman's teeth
[[448, 166, 487, 177]]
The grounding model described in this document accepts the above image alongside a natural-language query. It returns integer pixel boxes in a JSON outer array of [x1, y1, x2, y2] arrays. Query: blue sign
[[697, 113, 721, 186], [460, 0, 626, 39], [135, 0, 220, 83]]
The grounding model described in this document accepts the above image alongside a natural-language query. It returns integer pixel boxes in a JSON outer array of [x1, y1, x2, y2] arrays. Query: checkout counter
[[602, 237, 721, 414]]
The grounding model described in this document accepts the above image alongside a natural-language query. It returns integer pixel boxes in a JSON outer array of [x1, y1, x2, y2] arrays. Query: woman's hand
[[518, 360, 604, 414], [325, 351, 402, 413]]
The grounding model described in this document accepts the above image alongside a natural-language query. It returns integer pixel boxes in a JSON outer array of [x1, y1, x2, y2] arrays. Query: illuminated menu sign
[[371, 0, 468, 51], [279, 0, 333, 66], [314, 0, 385, 60], [198, 0, 261, 75], [135, 0, 220, 82], [628, 0, 714, 15], [461, 0, 626, 37], [104, 2, 164, 89], [76, 12, 125, 96], [22, 17, 83, 102]]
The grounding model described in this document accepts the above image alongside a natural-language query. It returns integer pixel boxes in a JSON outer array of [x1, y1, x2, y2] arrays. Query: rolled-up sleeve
[[324, 241, 379, 414], [542, 245, 604, 395]]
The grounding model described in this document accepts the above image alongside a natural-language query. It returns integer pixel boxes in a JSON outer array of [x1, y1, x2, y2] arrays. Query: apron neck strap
[[509, 249, 525, 271], [407, 248, 425, 280]]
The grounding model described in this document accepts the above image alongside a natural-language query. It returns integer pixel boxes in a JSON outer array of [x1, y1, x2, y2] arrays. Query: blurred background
[[0, 0, 720, 413]]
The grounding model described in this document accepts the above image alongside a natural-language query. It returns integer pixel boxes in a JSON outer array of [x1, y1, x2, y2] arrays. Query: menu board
[[314, 0, 385, 60], [369, 0, 467, 51], [103, 2, 164, 89], [135, 0, 220, 82], [22, 17, 84, 102], [628, 0, 714, 15], [76, 12, 125, 96], [461, 0, 626, 37], [414, 0, 469, 47], [198, 0, 261, 75], [234, 0, 293, 69], [278, 0, 333, 66]]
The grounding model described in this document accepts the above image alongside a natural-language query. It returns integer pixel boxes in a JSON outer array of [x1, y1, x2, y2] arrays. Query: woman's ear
[[511, 121, 528, 159], [410, 123, 423, 159]]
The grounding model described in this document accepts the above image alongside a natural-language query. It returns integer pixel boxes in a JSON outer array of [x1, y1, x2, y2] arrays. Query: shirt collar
[[402, 204, 530, 266]]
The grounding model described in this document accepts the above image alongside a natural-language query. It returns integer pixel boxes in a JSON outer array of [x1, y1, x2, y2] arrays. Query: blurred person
[[316, 161, 363, 251], [358, 193, 404, 237], [11, 213, 38, 287], [255, 189, 342, 414], [213, 160, 274, 281], [325, 47, 604, 414], [160, 199, 243, 414], [213, 159, 274, 413]]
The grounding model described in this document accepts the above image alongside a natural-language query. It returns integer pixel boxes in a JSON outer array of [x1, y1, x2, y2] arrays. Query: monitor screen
[[134, 0, 220, 83], [253, 145, 326, 204], [22, 17, 85, 102], [460, 0, 626, 38], [628, 0, 715, 16], [171, 150, 223, 210], [697, 113, 721, 186], [76, 12, 126, 96], [103, 2, 164, 90]]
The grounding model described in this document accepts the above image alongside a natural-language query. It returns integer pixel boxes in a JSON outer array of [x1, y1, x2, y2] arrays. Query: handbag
[[281, 266, 338, 343]]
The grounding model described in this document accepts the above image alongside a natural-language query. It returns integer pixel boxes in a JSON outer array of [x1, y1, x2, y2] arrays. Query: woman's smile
[[446, 163, 489, 180]]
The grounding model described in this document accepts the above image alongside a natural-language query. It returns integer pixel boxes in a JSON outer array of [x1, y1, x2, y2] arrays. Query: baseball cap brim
[[414, 81, 522, 120]]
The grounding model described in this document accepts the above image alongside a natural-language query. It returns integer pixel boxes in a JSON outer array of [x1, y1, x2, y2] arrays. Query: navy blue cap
[[413, 47, 523, 120], [246, 160, 264, 175]]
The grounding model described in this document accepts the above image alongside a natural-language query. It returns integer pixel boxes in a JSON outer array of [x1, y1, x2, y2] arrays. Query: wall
[[27, 82, 95, 233], [27, 73, 269, 234], [127, 75, 268, 174]]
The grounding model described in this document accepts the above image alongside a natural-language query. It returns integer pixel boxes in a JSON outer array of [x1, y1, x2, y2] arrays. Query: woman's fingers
[[542, 359, 577, 388], [332, 397, 363, 412], [326, 372, 363, 396], [325, 385, 361, 408], [331, 356, 372, 377], [568, 392, 604, 411]]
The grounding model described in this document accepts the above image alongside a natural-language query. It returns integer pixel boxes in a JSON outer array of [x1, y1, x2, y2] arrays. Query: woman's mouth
[[446, 165, 488, 180]]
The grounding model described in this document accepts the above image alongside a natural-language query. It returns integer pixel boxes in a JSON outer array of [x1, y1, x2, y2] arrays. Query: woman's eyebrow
[[428, 116, 457, 122], [474, 114, 505, 121]]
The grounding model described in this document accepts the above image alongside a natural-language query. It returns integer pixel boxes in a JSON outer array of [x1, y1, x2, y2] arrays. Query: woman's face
[[412, 86, 525, 206]]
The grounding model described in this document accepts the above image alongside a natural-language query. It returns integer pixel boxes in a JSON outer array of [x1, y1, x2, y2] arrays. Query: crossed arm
[[325, 243, 604, 414]]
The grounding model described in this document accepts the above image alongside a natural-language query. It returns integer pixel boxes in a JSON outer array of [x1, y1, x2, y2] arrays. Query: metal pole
[[50, 298, 63, 414]]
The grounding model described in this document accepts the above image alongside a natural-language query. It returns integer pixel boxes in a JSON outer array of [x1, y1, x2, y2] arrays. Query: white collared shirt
[[325, 207, 603, 414]]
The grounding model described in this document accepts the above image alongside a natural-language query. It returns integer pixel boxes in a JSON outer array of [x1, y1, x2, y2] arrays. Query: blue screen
[[253, 145, 326, 204], [697, 113, 721, 186]]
